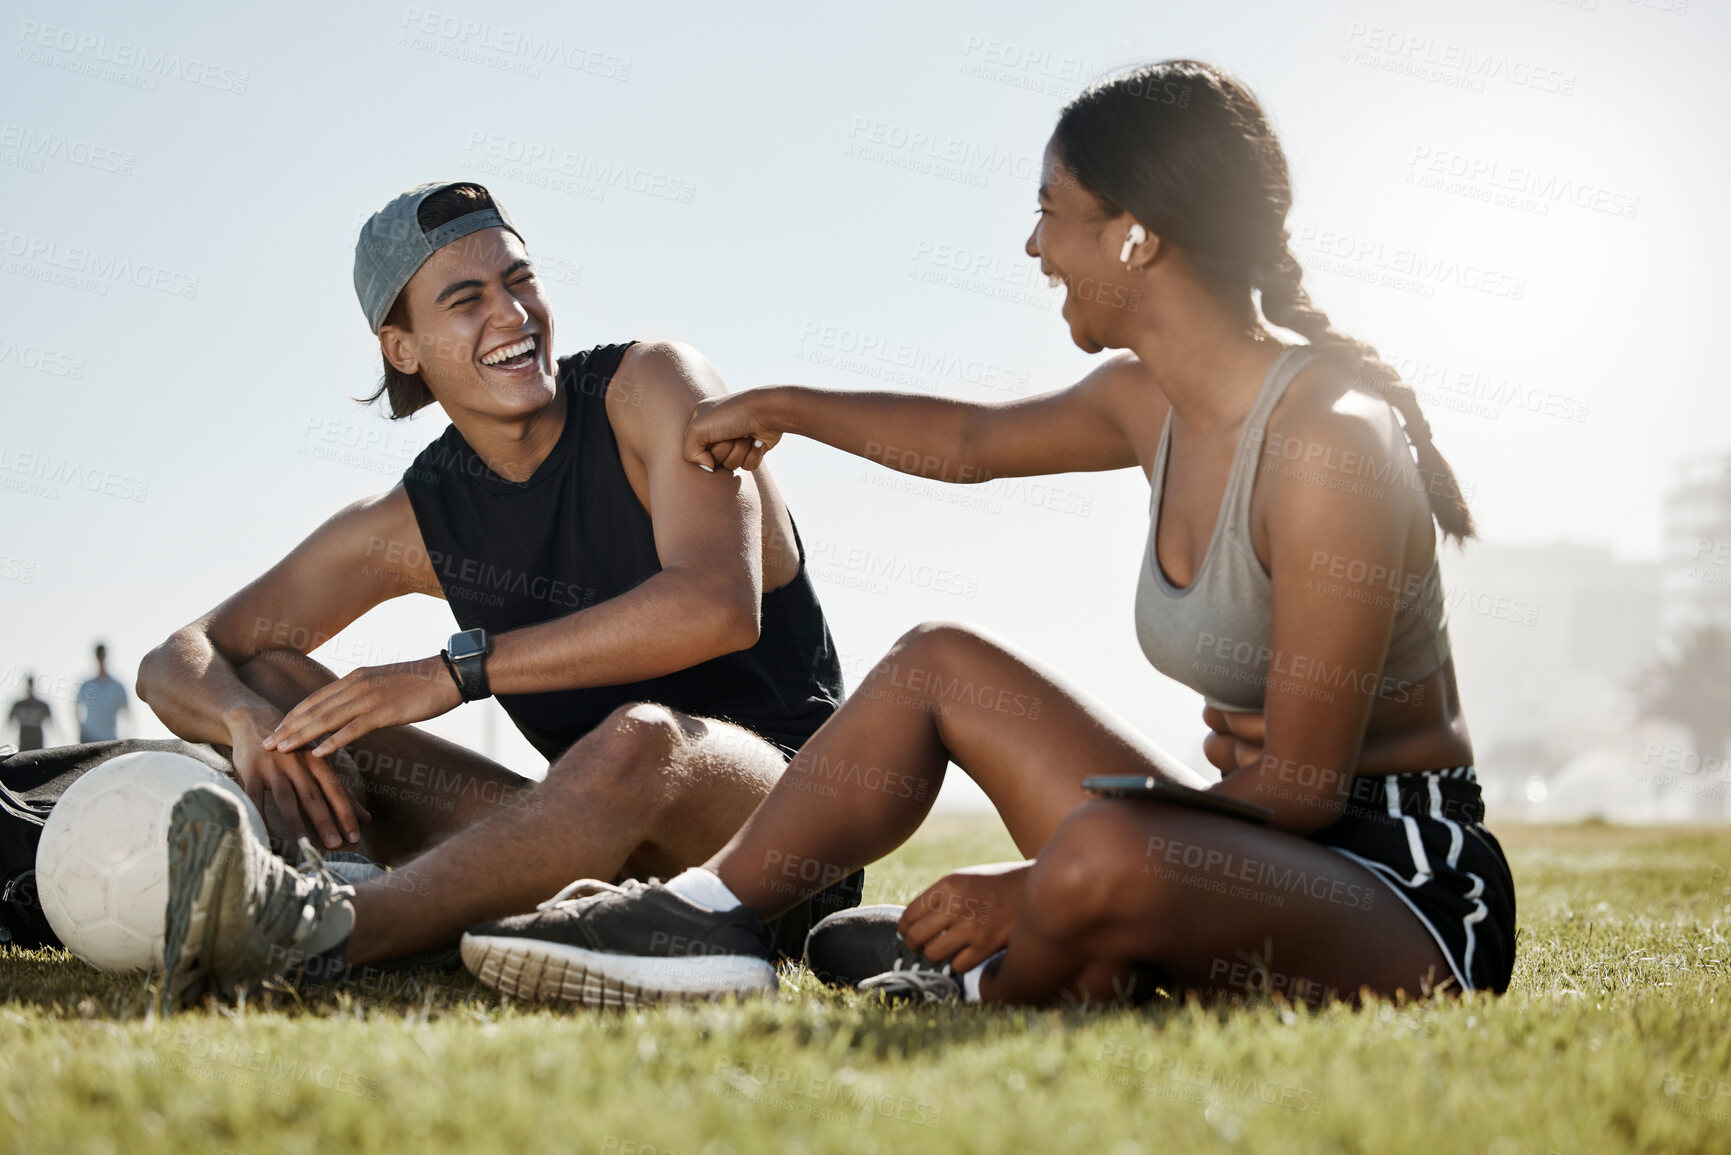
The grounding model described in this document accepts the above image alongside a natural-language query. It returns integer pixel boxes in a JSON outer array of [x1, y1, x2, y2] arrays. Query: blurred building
[[1660, 450, 1731, 638], [1441, 543, 1660, 813], [1454, 451, 1731, 823]]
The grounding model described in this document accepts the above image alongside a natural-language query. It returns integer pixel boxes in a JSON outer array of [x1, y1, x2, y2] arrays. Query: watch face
[[449, 630, 486, 659]]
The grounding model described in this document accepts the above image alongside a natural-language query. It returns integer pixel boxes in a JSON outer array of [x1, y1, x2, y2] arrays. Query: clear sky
[[2, 0, 1723, 800]]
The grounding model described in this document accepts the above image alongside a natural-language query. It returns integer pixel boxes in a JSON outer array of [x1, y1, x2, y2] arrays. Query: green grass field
[[2, 818, 1728, 1155]]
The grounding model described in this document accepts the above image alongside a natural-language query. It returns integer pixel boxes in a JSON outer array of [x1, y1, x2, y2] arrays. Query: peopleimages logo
[[798, 322, 1031, 396], [808, 537, 981, 599], [400, 8, 632, 79], [1408, 146, 1639, 221], [1292, 226, 1526, 301], [1342, 23, 1576, 96], [462, 132, 696, 204], [14, 20, 249, 93], [844, 116, 1040, 186], [0, 444, 149, 503], [0, 336, 85, 379], [0, 122, 136, 175], [0, 556, 37, 584], [1373, 353, 1591, 425], [0, 227, 200, 299]]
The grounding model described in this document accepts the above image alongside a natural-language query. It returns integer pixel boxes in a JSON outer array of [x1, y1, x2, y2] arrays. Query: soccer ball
[[35, 750, 267, 972]]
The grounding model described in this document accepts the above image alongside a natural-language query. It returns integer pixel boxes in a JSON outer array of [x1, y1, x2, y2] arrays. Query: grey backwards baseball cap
[[353, 181, 524, 334]]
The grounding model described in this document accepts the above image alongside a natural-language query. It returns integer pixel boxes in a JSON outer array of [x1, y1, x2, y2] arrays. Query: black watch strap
[[442, 629, 491, 702], [439, 652, 466, 698]]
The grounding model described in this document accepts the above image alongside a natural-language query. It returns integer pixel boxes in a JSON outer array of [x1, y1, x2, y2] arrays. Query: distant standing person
[[6, 675, 53, 751], [76, 644, 130, 742]]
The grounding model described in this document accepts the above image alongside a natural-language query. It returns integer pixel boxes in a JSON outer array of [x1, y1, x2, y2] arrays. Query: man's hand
[[225, 705, 372, 850], [897, 861, 1032, 973], [263, 655, 462, 762], [683, 392, 782, 472]]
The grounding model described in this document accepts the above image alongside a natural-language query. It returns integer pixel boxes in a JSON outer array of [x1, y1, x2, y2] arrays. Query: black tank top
[[401, 342, 844, 761]]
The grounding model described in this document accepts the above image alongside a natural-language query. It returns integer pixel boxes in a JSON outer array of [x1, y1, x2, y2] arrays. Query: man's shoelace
[[537, 876, 655, 912], [250, 837, 353, 951]]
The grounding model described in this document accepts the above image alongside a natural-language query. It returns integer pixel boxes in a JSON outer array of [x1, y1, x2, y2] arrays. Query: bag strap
[[2, 869, 36, 905]]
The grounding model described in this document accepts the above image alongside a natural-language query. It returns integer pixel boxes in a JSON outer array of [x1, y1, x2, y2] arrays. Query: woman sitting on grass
[[458, 59, 1517, 1008]]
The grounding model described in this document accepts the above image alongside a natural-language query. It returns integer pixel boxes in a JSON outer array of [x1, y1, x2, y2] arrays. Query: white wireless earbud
[[1119, 223, 1148, 265]]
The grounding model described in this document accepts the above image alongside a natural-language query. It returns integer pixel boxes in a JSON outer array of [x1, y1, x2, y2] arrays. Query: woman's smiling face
[[1024, 138, 1146, 355]]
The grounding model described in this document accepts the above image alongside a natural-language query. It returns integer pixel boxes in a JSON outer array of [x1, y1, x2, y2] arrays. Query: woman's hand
[[683, 391, 785, 472], [897, 861, 1031, 973], [1202, 706, 1266, 774]]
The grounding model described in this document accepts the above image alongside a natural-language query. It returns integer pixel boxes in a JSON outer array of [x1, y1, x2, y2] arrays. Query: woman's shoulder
[[1263, 353, 1409, 474], [1251, 352, 1433, 558]]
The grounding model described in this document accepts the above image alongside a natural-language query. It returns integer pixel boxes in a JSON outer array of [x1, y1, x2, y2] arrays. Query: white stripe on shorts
[[1389, 774, 1432, 885], [1323, 848, 1469, 992], [1429, 772, 1465, 869], [1461, 870, 1488, 981]]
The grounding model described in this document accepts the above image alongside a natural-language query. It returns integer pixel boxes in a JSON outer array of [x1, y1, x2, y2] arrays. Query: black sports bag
[[0, 739, 232, 949]]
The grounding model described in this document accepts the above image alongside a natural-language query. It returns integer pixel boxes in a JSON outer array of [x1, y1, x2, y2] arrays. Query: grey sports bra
[[1133, 345, 1452, 713]]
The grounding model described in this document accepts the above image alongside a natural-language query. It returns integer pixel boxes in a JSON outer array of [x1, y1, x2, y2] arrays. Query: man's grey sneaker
[[159, 783, 355, 1012], [461, 878, 777, 1008], [285, 851, 466, 981], [857, 960, 965, 1003], [803, 904, 958, 989]]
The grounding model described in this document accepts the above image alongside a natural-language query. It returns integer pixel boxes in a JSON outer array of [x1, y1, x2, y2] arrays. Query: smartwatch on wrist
[[442, 628, 492, 702]]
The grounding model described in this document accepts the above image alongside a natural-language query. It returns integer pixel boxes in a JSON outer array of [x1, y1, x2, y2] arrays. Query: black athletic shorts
[[1310, 766, 1517, 993]]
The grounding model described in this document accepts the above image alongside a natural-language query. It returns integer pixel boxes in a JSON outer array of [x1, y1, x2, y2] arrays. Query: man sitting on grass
[[139, 181, 855, 1006]]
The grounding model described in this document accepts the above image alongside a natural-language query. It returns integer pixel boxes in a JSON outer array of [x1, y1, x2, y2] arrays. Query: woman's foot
[[803, 904, 955, 988]]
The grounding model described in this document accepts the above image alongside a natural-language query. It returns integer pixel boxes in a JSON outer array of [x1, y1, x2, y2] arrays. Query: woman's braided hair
[[1054, 60, 1474, 541]]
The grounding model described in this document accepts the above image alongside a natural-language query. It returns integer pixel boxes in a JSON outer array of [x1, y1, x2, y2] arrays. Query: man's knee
[[548, 702, 687, 790]]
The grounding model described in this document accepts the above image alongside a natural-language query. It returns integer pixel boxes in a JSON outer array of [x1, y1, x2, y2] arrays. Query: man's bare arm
[[264, 343, 765, 757], [485, 340, 762, 693], [137, 487, 431, 847]]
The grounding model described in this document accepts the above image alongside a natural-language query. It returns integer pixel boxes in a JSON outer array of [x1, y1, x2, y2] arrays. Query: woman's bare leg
[[702, 620, 1450, 1003], [983, 799, 1452, 1005], [711, 620, 1207, 918]]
